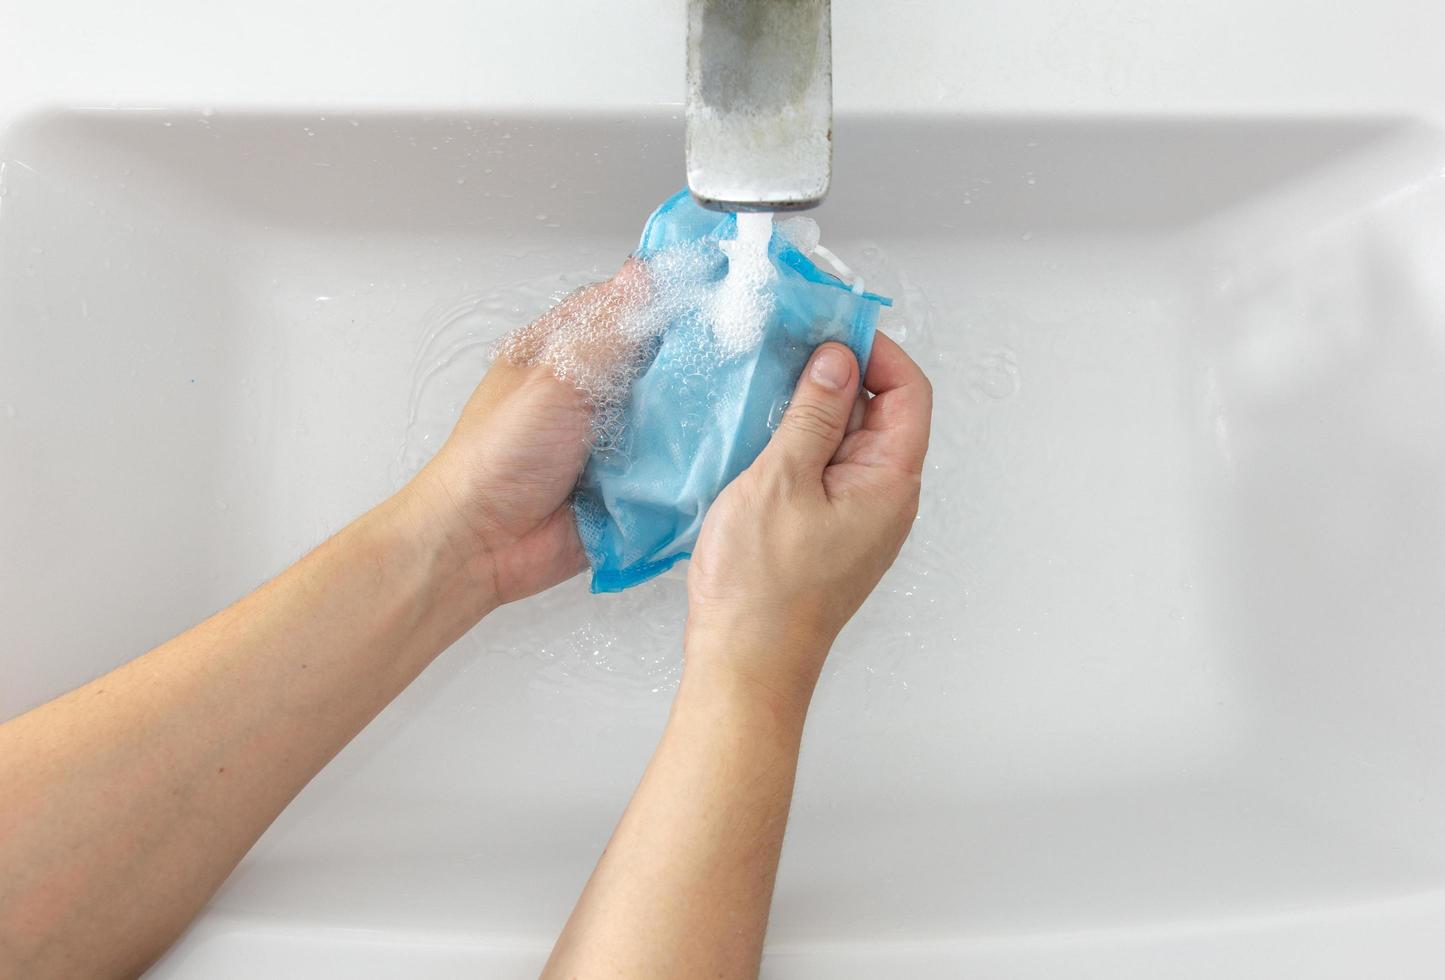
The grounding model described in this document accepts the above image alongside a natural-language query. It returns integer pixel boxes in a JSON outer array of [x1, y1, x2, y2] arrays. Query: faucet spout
[[685, 0, 833, 213]]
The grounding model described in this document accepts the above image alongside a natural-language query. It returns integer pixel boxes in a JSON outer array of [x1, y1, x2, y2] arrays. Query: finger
[[858, 332, 932, 473], [759, 342, 859, 481], [829, 391, 869, 465], [863, 330, 927, 398], [846, 390, 868, 435]]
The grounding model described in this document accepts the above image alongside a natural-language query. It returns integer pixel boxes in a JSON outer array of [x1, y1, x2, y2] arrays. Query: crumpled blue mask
[[573, 190, 890, 593]]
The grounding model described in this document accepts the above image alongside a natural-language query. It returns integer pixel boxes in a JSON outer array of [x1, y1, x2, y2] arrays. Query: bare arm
[[541, 659, 811, 978], [0, 487, 493, 978], [0, 271, 639, 979], [543, 334, 933, 979]]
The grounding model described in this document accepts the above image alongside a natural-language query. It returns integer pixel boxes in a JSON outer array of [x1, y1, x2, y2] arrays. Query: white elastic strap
[[810, 242, 866, 295]]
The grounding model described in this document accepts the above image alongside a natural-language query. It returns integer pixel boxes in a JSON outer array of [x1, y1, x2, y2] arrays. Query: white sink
[[5, 106, 1445, 977]]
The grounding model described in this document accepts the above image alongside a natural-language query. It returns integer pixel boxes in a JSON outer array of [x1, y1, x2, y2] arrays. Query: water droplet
[[766, 396, 791, 431]]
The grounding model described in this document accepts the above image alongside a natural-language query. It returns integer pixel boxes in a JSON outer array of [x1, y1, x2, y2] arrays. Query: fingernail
[[810, 347, 850, 390]]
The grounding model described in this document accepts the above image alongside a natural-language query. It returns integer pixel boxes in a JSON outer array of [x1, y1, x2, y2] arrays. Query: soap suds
[[494, 259, 668, 451], [776, 215, 820, 255], [494, 213, 790, 450]]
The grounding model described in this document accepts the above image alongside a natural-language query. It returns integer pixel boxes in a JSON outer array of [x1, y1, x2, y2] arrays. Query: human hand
[[401, 261, 648, 607], [684, 333, 933, 706]]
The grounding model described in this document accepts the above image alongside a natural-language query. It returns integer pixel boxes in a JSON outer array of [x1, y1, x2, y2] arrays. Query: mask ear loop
[[808, 242, 867, 296]]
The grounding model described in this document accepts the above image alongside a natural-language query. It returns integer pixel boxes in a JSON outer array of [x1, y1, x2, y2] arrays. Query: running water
[[712, 211, 776, 355]]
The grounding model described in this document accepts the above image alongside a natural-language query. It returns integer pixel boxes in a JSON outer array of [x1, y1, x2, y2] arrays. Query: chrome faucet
[[685, 0, 832, 212]]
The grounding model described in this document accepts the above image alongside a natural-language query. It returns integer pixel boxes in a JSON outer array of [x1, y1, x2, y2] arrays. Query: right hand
[[684, 333, 933, 706]]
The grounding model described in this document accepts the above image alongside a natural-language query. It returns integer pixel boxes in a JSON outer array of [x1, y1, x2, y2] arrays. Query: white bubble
[[492, 210, 865, 453]]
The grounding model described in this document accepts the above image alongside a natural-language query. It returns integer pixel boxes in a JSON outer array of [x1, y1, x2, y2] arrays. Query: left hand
[[404, 260, 647, 605]]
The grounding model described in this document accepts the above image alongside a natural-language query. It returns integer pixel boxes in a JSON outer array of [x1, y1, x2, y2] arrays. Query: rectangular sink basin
[[4, 109, 1445, 977]]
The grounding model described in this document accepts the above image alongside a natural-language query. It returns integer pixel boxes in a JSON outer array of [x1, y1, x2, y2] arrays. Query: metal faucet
[[685, 0, 832, 213]]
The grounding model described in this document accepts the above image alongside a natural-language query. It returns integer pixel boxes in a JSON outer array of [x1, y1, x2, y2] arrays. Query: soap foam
[[495, 262, 658, 452], [777, 215, 821, 255], [495, 213, 784, 450]]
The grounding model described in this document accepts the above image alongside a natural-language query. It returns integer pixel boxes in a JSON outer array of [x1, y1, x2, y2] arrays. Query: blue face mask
[[573, 190, 890, 593]]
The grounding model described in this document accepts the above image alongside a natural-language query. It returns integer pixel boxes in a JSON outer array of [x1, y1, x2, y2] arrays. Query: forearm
[[542, 645, 820, 980], [0, 484, 494, 979]]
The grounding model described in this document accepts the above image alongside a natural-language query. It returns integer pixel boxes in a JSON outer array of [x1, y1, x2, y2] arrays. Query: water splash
[[483, 575, 688, 699]]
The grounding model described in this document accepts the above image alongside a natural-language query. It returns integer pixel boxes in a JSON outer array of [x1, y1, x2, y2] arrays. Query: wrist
[[674, 658, 813, 742], [679, 628, 830, 731], [363, 480, 502, 628]]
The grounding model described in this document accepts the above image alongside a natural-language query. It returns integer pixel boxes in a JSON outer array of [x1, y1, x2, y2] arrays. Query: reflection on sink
[[3, 110, 1445, 977]]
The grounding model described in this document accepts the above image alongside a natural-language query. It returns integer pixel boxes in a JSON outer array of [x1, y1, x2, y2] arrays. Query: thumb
[[762, 343, 859, 480]]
